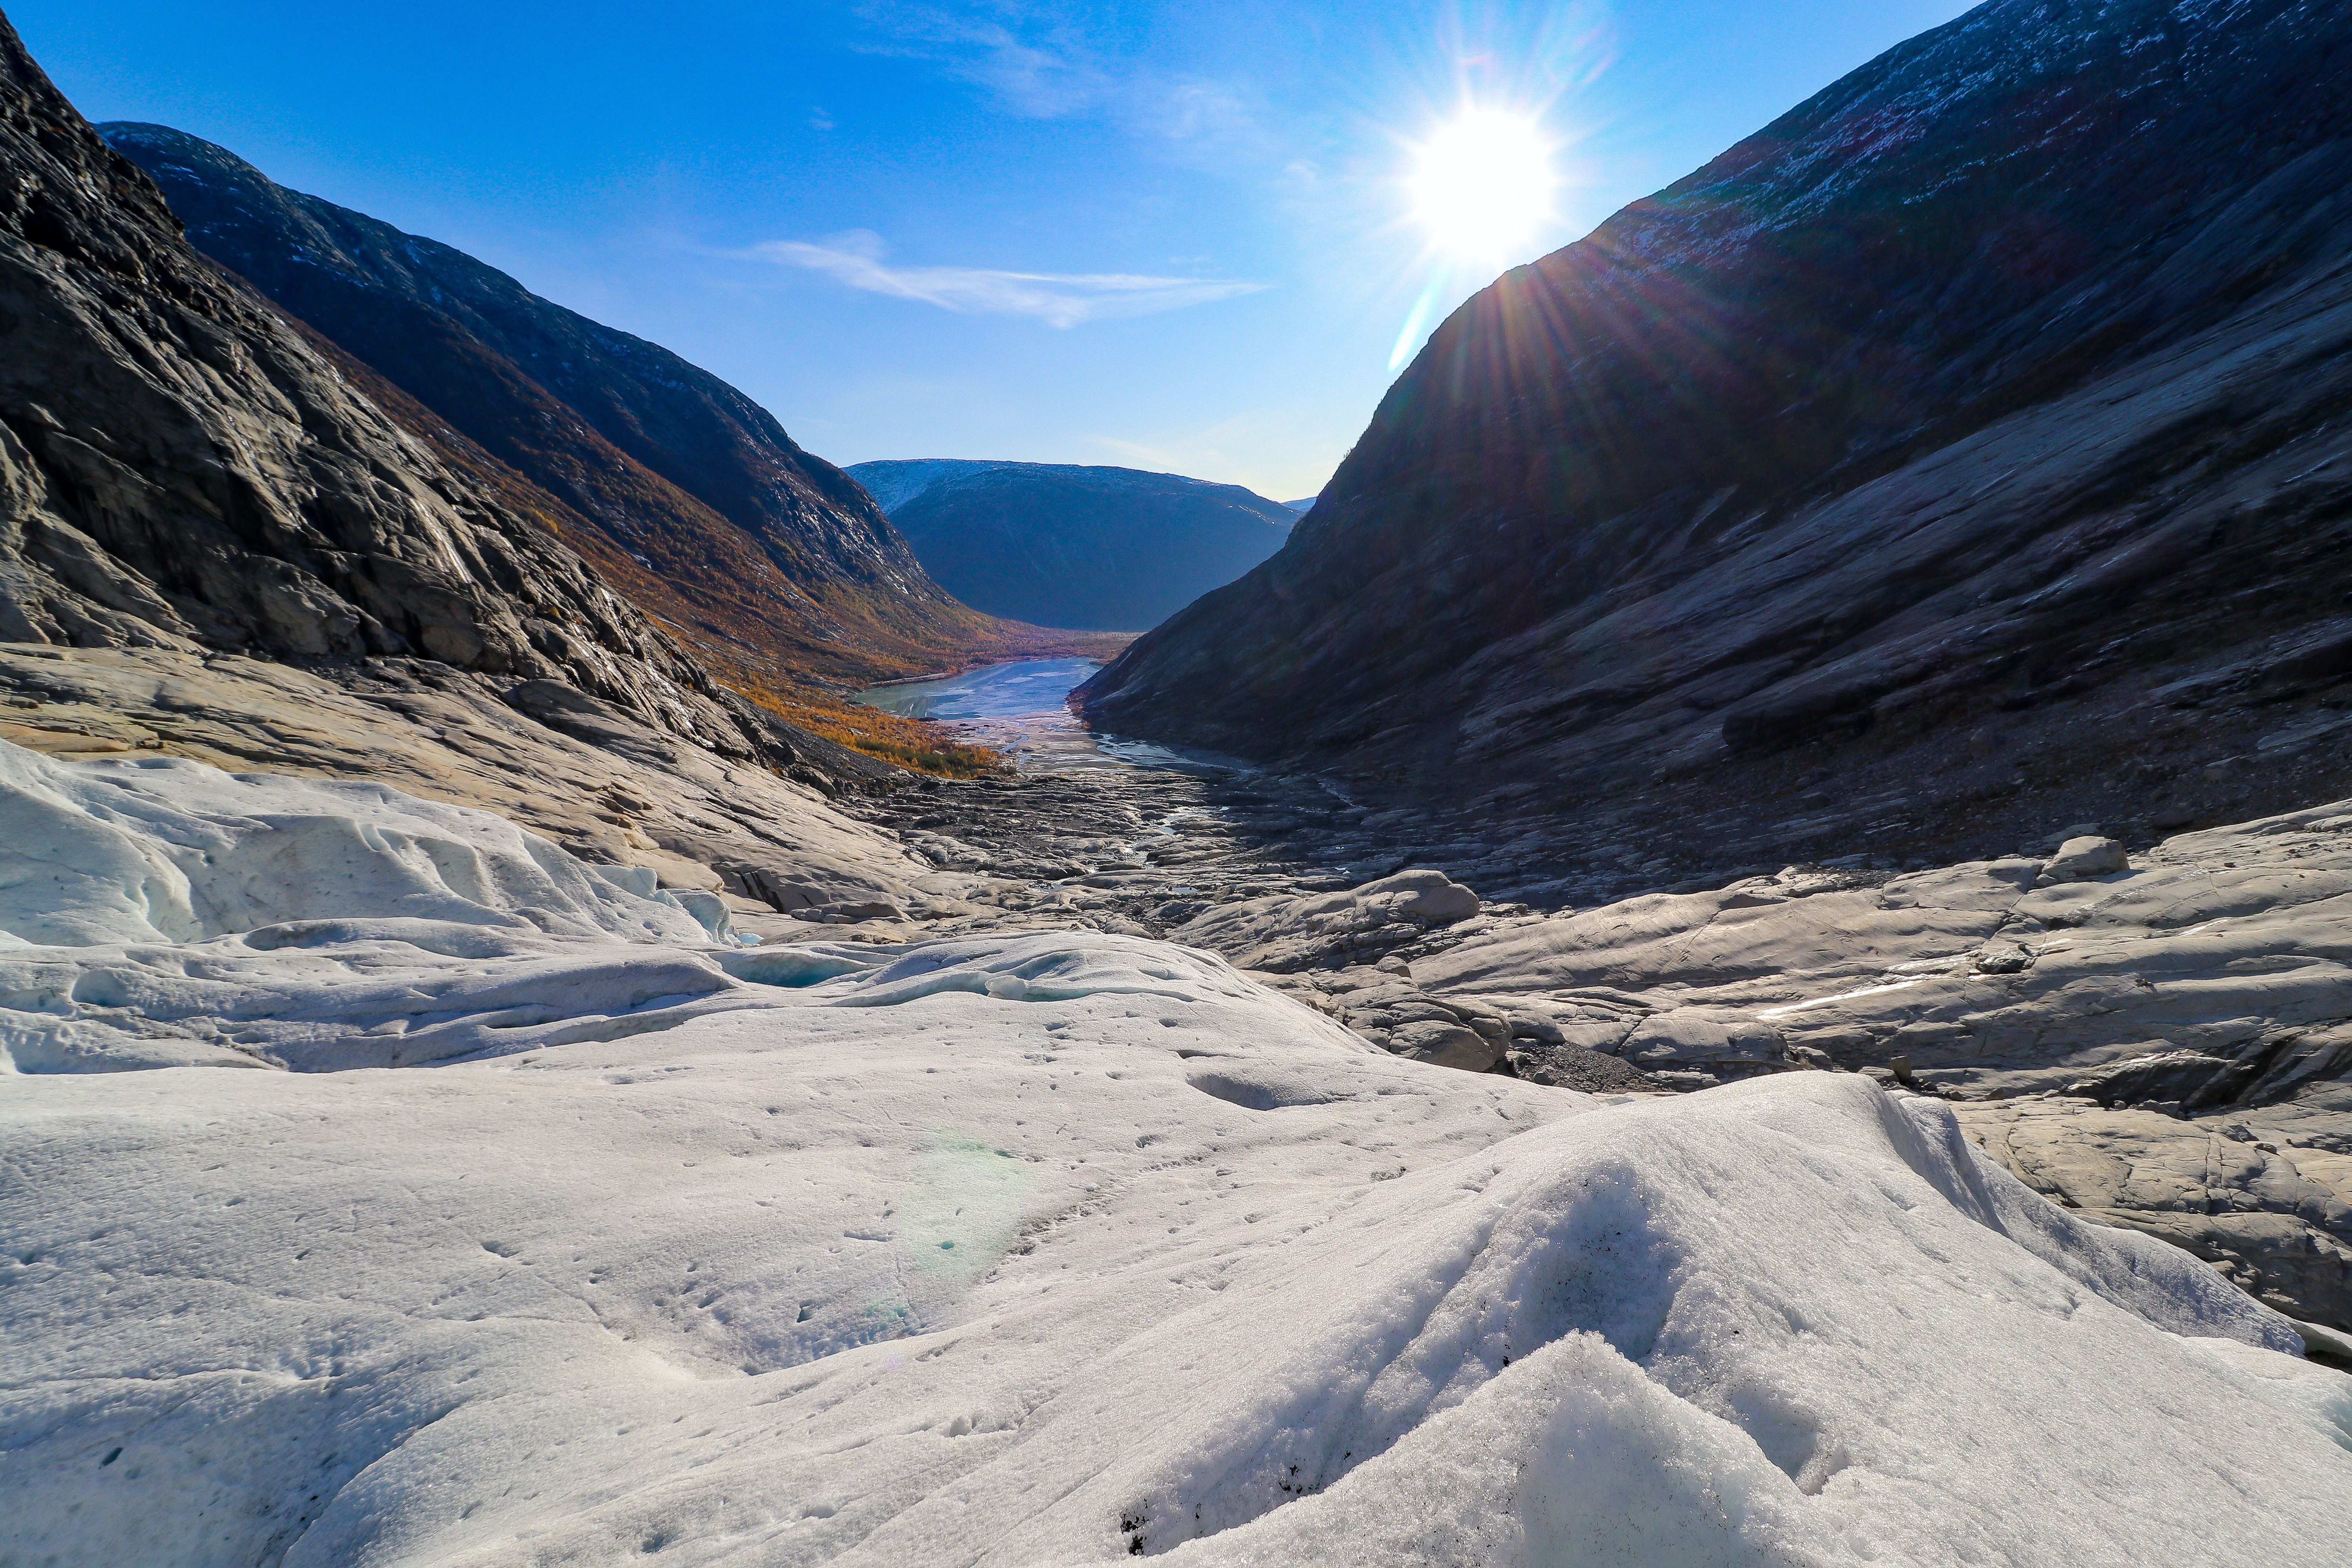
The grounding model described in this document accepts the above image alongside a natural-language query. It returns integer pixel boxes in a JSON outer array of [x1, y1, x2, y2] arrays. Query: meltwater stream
[[853, 657, 1103, 721], [851, 658, 1224, 775]]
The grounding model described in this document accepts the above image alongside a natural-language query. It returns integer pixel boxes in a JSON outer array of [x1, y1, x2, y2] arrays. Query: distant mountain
[[1082, 0, 2352, 868], [1282, 498, 1317, 515], [96, 123, 1030, 697], [845, 460, 1293, 631]]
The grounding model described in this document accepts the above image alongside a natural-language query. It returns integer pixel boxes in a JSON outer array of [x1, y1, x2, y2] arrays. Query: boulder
[[1617, 1009, 1793, 1080], [1173, 868, 1483, 971], [2040, 835, 2130, 884], [1388, 1020, 1504, 1074]]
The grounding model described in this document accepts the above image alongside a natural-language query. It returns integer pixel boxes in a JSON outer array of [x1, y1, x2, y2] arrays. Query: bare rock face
[[1080, 0, 2352, 874], [1172, 867, 1483, 972], [1395, 797, 2352, 1328], [0, 25, 641, 687], [1958, 1101, 2352, 1335]]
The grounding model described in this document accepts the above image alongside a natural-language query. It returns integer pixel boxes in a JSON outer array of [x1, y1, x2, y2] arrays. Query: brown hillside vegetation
[[276, 307, 1122, 771], [102, 123, 1124, 769]]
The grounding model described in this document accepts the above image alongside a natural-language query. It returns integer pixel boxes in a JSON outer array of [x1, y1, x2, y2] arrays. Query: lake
[[851, 657, 1105, 721], [851, 657, 1230, 775]]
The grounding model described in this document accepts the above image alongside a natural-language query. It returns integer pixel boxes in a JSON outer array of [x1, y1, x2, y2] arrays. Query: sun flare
[[1406, 109, 1556, 261]]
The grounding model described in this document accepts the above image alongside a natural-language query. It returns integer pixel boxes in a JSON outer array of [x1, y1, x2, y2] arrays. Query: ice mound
[[828, 928, 1282, 1008], [0, 922, 812, 1073], [1, 903, 1308, 1076], [0, 741, 716, 947], [0, 739, 824, 1073]]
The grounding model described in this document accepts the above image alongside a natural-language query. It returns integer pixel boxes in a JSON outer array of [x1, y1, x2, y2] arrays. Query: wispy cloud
[[848, 3, 1267, 162], [851, 2, 1109, 119], [751, 231, 1265, 328]]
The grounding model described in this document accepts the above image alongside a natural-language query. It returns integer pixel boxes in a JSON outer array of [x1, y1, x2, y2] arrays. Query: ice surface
[[5, 742, 2351, 1564], [0, 744, 718, 949]]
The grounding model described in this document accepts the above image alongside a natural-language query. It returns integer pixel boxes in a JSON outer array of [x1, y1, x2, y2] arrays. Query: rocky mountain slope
[[0, 11, 976, 920], [1081, 0, 2352, 878], [0, 33, 691, 706], [848, 458, 1292, 630], [94, 122, 1081, 697]]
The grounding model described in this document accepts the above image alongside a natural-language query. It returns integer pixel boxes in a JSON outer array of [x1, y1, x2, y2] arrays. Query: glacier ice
[[2, 739, 2348, 1565]]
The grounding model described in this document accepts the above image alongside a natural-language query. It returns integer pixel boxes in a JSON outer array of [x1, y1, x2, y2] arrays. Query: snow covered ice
[[4, 740, 2350, 1566]]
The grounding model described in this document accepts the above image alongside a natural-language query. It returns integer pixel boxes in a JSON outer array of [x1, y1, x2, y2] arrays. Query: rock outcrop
[[92, 122, 1057, 695], [1358, 796, 2352, 1329], [0, 646, 937, 920], [0, 22, 733, 731], [1080, 0, 2352, 876], [848, 458, 1292, 630], [1171, 867, 1481, 972]]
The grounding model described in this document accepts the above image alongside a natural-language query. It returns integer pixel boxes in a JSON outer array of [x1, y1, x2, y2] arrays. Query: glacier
[[3, 739, 2349, 1566]]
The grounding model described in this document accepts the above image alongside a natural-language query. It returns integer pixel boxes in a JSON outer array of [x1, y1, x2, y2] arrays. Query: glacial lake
[[851, 657, 1230, 776], [851, 657, 1104, 720]]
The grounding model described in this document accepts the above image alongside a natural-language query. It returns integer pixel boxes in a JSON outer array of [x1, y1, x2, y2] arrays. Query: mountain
[[1282, 497, 1317, 515], [0, 36, 690, 709], [0, 5, 994, 926], [1081, 0, 2352, 874], [94, 122, 1069, 699], [845, 458, 1293, 630]]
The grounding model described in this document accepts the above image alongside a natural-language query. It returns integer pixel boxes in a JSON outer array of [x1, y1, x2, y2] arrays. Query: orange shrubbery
[[741, 688, 1008, 779]]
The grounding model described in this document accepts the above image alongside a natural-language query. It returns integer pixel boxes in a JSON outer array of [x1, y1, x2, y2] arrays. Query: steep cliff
[[95, 122, 1034, 693], [848, 458, 1292, 630], [1081, 0, 2352, 871]]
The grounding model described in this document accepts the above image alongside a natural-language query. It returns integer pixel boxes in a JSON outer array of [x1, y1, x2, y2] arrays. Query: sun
[[1406, 109, 1556, 262]]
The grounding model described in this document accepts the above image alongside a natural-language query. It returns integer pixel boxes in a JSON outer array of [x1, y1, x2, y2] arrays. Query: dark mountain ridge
[[846, 458, 1293, 630], [1081, 0, 2352, 884], [95, 122, 1043, 696], [0, 11, 897, 796]]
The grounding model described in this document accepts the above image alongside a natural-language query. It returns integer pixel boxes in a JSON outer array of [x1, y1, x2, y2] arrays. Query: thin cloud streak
[[848, 3, 1270, 163], [752, 231, 1266, 328], [850, 2, 1115, 120]]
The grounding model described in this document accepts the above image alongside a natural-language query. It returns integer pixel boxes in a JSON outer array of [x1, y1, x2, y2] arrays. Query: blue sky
[[20, 1, 1976, 500]]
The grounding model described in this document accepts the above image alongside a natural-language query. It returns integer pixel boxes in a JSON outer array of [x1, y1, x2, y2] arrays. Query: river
[[851, 657, 1103, 721], [851, 657, 1225, 775]]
